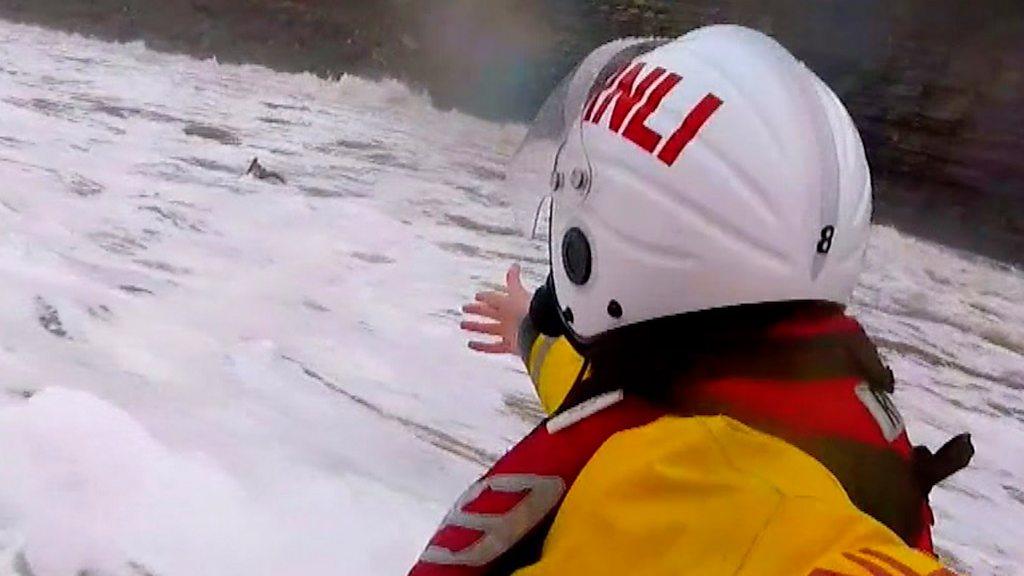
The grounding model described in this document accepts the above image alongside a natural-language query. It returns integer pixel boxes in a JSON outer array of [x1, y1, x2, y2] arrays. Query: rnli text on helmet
[[582, 61, 723, 167]]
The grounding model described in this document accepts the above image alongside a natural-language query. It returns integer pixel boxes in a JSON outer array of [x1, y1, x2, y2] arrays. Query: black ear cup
[[562, 227, 592, 286]]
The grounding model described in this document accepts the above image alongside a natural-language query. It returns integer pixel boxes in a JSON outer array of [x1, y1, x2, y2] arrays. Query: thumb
[[506, 263, 524, 292]]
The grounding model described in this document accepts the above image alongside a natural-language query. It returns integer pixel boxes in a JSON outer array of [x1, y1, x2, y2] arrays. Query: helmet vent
[[562, 227, 592, 285]]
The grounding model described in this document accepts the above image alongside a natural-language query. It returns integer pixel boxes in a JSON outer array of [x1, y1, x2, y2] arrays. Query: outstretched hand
[[461, 264, 532, 355]]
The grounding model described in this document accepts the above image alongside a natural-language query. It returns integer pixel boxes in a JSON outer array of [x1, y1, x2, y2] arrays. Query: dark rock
[[245, 157, 286, 184]]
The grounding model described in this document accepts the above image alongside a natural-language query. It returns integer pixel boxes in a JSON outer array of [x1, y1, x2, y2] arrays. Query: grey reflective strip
[[421, 474, 566, 566], [854, 383, 905, 443], [547, 390, 625, 434], [528, 336, 558, 384]]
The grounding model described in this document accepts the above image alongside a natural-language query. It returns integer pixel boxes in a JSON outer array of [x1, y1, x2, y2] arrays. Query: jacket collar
[[554, 302, 893, 415]]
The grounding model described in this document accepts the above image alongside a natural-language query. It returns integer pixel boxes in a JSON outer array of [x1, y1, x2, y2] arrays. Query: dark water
[[1, 0, 1021, 264]]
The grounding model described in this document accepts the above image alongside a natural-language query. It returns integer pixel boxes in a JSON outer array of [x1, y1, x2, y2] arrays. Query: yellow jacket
[[514, 335, 957, 576]]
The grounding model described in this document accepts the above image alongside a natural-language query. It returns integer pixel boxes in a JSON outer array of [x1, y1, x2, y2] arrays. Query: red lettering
[[859, 549, 923, 576], [582, 60, 722, 166], [588, 62, 643, 126], [608, 66, 666, 133], [583, 63, 629, 122], [657, 93, 723, 166], [806, 549, 953, 576], [622, 72, 681, 153], [842, 552, 896, 576]]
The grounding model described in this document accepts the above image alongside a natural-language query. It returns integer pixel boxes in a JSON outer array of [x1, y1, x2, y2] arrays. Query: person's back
[[411, 25, 969, 576], [514, 411, 953, 575], [509, 303, 964, 575]]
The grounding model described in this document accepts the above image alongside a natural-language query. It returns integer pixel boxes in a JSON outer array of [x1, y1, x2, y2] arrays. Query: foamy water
[[0, 21, 1020, 576]]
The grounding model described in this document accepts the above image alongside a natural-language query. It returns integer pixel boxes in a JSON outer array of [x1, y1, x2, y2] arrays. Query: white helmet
[[516, 25, 872, 344]]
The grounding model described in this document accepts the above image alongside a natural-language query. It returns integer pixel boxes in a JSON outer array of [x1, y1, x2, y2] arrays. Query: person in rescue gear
[[412, 25, 973, 576]]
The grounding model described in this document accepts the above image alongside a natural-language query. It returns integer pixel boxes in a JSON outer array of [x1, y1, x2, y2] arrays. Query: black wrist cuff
[[530, 275, 566, 338]]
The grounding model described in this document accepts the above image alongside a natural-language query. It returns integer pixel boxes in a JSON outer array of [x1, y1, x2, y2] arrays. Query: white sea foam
[[0, 20, 1020, 576]]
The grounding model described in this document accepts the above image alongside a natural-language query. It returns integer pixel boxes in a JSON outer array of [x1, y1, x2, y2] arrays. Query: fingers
[[475, 291, 507, 309], [463, 267, 529, 357], [468, 340, 510, 354], [460, 320, 504, 336], [461, 302, 497, 318], [506, 263, 524, 292]]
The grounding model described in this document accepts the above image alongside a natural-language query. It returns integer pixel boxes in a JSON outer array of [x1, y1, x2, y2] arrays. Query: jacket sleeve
[[517, 316, 587, 416]]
